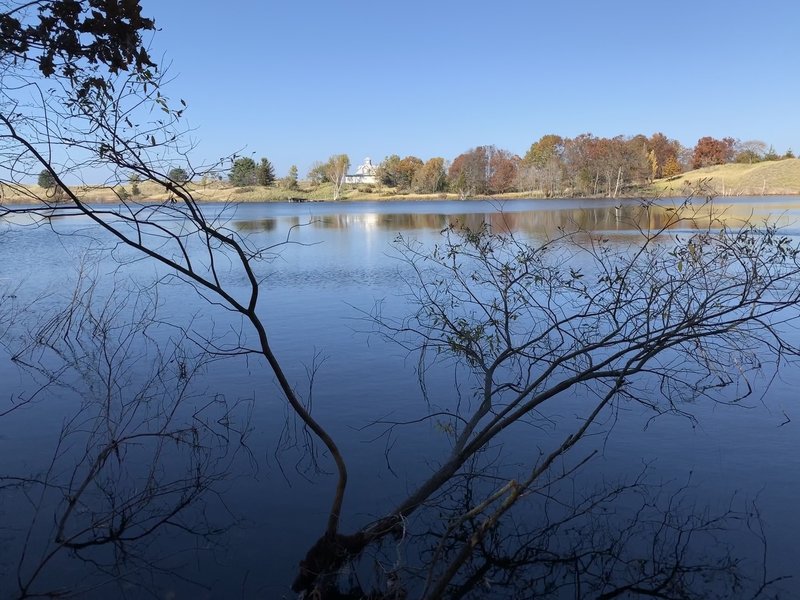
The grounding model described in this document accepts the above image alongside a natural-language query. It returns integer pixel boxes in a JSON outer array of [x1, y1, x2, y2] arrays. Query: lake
[[1, 197, 799, 598]]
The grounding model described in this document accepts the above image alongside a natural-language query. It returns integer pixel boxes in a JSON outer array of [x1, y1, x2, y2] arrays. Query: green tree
[[376, 154, 402, 187], [255, 158, 276, 186], [128, 173, 141, 196], [168, 166, 189, 183], [37, 169, 56, 189], [229, 157, 257, 186], [283, 165, 299, 189]]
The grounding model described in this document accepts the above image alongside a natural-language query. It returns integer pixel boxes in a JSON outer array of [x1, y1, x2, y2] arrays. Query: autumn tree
[[323, 154, 350, 200], [518, 134, 565, 196], [377, 155, 423, 190], [448, 145, 518, 197], [647, 149, 658, 181], [487, 147, 520, 194], [397, 156, 425, 190], [412, 157, 447, 193], [307, 161, 328, 184], [662, 155, 682, 177], [562, 133, 599, 195], [448, 146, 489, 197], [561, 134, 651, 196], [397, 156, 423, 189], [692, 136, 736, 169], [523, 134, 565, 168], [646, 132, 683, 179]]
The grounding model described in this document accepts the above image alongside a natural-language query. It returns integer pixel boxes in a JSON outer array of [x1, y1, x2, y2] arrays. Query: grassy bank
[[0, 179, 467, 204], [4, 159, 800, 204], [649, 158, 800, 197]]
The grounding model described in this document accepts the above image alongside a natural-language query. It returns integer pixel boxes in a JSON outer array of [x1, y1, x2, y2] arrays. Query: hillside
[[650, 158, 800, 197]]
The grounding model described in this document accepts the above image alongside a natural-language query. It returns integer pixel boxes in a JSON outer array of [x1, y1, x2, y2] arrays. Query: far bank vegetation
[[143, 134, 800, 201], [5, 134, 799, 204]]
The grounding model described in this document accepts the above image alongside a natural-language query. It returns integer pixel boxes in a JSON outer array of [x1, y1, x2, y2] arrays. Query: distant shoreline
[[3, 159, 799, 205], [3, 191, 800, 206]]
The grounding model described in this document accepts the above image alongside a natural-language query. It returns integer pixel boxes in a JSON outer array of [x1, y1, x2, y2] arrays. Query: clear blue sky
[[140, 0, 800, 177]]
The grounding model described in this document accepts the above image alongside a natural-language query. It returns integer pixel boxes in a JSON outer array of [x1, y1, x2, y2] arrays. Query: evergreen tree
[[256, 158, 276, 186], [168, 167, 189, 182], [229, 157, 257, 186], [37, 169, 56, 189], [128, 172, 141, 196], [284, 165, 299, 189]]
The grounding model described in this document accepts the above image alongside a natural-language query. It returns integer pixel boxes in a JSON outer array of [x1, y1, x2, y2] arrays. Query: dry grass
[[0, 178, 464, 204], [650, 159, 800, 197]]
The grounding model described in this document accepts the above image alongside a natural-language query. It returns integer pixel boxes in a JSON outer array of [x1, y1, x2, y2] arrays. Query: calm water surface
[[1, 198, 799, 597]]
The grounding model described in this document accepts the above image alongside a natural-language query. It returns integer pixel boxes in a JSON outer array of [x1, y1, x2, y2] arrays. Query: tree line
[[222, 134, 794, 199]]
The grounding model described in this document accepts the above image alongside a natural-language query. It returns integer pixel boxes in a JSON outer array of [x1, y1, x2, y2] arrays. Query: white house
[[343, 157, 378, 185]]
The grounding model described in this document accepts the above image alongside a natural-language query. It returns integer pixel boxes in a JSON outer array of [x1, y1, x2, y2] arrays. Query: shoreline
[[3, 192, 800, 205], [2, 190, 800, 205], [3, 158, 800, 204]]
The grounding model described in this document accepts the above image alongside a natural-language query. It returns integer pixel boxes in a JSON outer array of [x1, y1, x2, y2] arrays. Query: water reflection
[[3, 197, 800, 597], [231, 200, 799, 237]]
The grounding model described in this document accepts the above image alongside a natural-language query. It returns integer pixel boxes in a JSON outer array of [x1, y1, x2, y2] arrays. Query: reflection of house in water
[[231, 204, 708, 236], [343, 157, 378, 185]]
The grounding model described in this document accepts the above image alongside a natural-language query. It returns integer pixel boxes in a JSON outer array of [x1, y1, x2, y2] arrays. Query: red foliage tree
[[692, 137, 736, 169], [448, 146, 518, 196], [487, 148, 519, 194]]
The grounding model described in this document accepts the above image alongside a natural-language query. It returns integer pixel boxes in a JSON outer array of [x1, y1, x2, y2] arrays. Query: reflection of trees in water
[[233, 216, 294, 232], [231, 204, 721, 237]]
